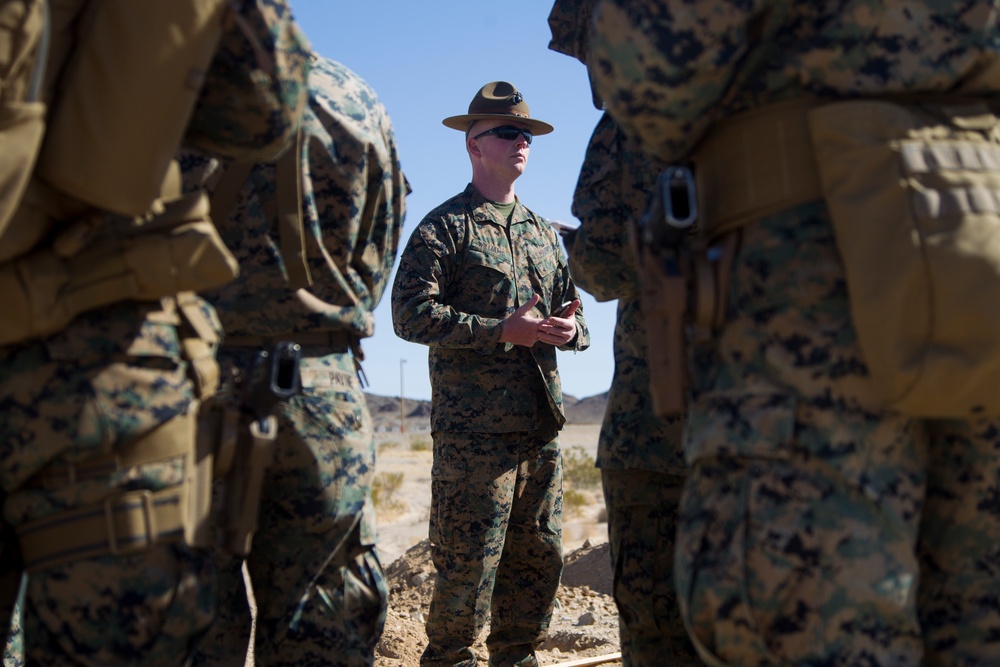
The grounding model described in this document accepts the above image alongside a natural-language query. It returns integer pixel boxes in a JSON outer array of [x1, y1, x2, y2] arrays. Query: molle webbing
[[693, 98, 823, 240]]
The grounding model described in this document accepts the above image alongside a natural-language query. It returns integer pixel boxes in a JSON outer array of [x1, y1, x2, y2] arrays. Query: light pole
[[399, 358, 407, 433]]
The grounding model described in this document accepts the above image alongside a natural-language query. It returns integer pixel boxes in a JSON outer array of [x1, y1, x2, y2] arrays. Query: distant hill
[[365, 391, 608, 433]]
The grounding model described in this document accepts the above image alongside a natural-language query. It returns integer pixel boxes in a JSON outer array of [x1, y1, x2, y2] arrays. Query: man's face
[[469, 119, 532, 179]]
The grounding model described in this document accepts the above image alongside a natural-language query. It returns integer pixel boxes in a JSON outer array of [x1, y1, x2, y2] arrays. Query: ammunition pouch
[[16, 403, 213, 572], [692, 95, 1000, 417], [0, 189, 239, 347]]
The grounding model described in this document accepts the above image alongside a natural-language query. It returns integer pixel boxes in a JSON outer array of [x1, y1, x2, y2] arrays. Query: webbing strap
[[28, 409, 194, 490], [276, 128, 312, 289], [693, 97, 824, 240], [208, 161, 252, 228], [18, 486, 186, 572], [207, 132, 312, 290]]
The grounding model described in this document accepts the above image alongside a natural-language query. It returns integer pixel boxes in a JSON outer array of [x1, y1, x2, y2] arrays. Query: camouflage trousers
[[422, 429, 563, 667], [0, 301, 218, 665], [192, 347, 387, 667], [677, 203, 1000, 666], [601, 469, 699, 667]]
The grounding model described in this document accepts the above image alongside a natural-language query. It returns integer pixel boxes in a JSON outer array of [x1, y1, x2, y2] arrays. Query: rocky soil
[[375, 539, 623, 667]]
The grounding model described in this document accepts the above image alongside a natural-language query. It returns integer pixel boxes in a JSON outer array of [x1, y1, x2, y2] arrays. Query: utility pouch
[[808, 99, 1000, 416], [0, 190, 239, 346], [34, 0, 228, 216]]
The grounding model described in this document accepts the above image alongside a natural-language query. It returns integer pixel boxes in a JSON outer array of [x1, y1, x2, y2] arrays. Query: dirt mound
[[376, 539, 623, 666]]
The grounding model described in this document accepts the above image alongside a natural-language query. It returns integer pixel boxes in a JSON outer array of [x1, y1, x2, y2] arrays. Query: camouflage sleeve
[[185, 0, 312, 161], [588, 0, 758, 162], [391, 216, 505, 352], [569, 113, 638, 303]]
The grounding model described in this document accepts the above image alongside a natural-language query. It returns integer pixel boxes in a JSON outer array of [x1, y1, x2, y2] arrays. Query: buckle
[[104, 490, 156, 556]]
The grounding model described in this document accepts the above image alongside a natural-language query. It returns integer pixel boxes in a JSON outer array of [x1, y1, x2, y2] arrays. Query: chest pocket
[[527, 243, 558, 279], [448, 242, 511, 315]]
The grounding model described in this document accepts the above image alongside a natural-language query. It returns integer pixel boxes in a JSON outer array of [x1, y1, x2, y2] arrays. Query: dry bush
[[372, 471, 405, 513]]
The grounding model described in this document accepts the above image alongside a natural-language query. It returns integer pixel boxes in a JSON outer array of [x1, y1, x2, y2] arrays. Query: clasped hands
[[499, 294, 579, 348]]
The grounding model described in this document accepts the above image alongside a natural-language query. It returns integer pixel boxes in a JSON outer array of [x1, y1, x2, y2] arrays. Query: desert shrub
[[563, 488, 589, 517], [562, 446, 601, 490], [410, 436, 431, 452], [372, 471, 405, 512]]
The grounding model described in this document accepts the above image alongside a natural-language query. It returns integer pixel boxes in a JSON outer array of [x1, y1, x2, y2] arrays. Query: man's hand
[[499, 294, 542, 347], [539, 298, 579, 346]]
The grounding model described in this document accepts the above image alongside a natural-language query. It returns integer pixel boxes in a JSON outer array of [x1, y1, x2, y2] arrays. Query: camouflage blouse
[[589, 0, 1000, 162], [392, 184, 590, 433]]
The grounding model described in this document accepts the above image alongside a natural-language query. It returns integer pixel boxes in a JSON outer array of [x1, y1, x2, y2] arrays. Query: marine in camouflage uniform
[[391, 82, 590, 667], [0, 1, 309, 664], [589, 1, 1000, 664], [187, 54, 408, 667], [565, 113, 702, 667], [547, 6, 699, 663]]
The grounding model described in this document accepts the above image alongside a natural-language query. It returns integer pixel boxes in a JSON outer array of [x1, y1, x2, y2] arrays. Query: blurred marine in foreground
[[185, 53, 409, 667], [589, 0, 1000, 664], [547, 3, 700, 665], [0, 0, 307, 663]]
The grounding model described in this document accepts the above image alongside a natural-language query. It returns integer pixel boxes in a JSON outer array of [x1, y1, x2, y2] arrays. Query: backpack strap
[[276, 128, 312, 289], [209, 129, 312, 290]]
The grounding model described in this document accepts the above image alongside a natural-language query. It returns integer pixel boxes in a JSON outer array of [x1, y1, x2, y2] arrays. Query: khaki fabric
[[0, 190, 238, 346], [809, 99, 1000, 416], [0, 0, 46, 237], [35, 0, 227, 216]]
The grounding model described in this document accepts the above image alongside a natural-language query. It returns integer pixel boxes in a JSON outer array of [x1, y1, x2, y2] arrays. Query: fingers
[[558, 299, 580, 319], [516, 293, 541, 315]]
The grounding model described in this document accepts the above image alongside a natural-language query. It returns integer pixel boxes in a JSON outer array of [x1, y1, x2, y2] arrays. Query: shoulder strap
[[208, 129, 312, 290], [275, 128, 312, 289]]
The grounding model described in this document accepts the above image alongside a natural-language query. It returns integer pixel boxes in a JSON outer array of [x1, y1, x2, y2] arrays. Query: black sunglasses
[[473, 125, 533, 145]]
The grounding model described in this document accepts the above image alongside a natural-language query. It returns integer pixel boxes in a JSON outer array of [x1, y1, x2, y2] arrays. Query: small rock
[[577, 611, 597, 626], [410, 572, 430, 586]]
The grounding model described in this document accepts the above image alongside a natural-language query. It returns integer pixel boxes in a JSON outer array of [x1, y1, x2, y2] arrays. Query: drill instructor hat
[[442, 81, 554, 135]]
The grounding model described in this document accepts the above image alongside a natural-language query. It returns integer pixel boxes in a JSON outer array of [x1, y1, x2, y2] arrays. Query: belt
[[222, 330, 356, 352], [692, 97, 824, 240], [18, 487, 187, 572]]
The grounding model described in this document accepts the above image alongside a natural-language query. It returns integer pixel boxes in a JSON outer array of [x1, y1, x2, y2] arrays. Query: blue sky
[[290, 1, 613, 401]]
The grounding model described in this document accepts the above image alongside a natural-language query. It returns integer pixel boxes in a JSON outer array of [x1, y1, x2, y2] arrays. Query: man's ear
[[467, 136, 482, 157]]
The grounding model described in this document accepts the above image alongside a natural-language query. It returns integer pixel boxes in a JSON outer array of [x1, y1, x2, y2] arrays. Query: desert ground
[[373, 423, 624, 667], [374, 423, 610, 564]]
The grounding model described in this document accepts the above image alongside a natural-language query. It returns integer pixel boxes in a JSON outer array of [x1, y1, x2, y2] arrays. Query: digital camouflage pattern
[[568, 112, 682, 474], [0, 299, 221, 665], [196, 349, 388, 667], [588, 0, 1000, 164], [425, 430, 563, 667], [0, 0, 308, 663], [588, 1, 1000, 664], [566, 111, 698, 666], [189, 55, 407, 667], [185, 0, 312, 161], [392, 184, 590, 433]]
